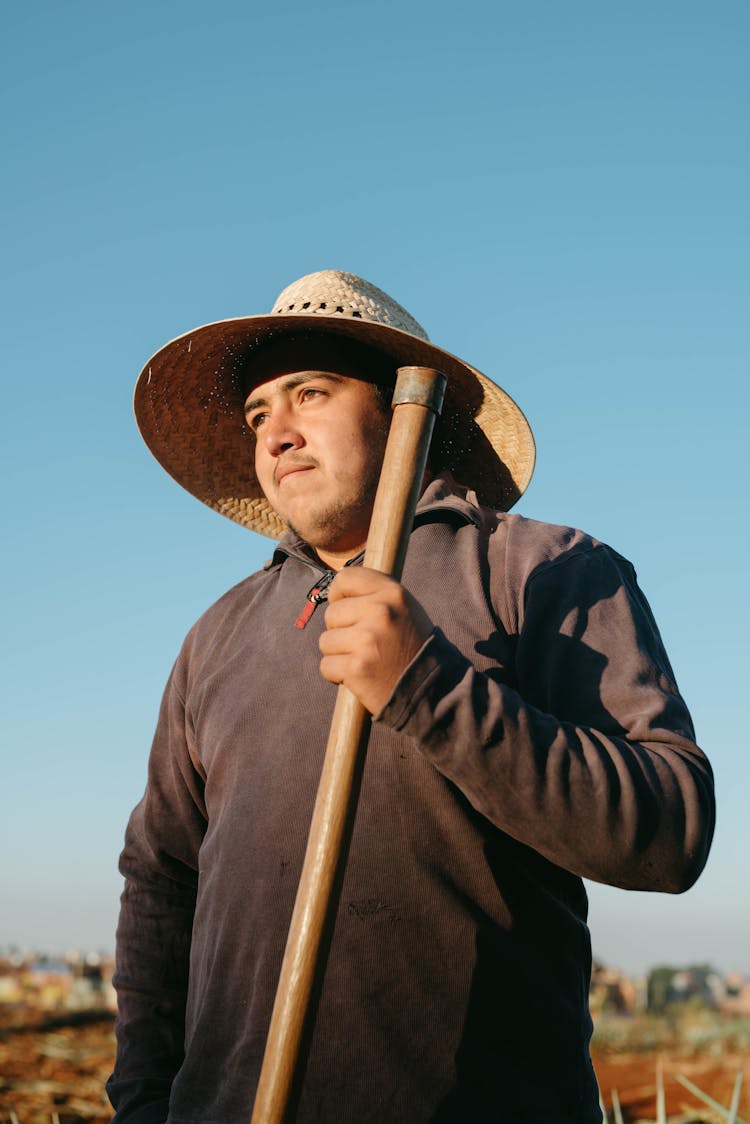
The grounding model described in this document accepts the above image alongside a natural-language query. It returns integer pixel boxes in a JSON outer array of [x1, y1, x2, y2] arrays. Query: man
[[108, 270, 715, 1123]]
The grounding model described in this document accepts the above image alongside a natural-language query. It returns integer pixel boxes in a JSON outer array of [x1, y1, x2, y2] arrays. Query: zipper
[[294, 570, 336, 630], [290, 551, 365, 630]]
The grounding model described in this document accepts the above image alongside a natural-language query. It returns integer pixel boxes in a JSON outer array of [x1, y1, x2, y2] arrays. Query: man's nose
[[262, 408, 303, 457]]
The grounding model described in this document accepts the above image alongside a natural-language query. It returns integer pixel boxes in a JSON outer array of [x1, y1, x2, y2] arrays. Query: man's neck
[[314, 541, 367, 571]]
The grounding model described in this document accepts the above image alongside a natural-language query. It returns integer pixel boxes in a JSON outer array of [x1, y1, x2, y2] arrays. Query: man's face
[[244, 345, 390, 564]]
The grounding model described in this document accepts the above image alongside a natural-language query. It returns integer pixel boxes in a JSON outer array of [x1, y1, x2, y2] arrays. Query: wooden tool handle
[[250, 366, 447, 1124]]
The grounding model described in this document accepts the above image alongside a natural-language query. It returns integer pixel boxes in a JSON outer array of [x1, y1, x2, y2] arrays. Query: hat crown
[[271, 270, 430, 342]]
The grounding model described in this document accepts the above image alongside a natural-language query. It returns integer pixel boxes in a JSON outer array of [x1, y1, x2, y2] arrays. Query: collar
[[413, 471, 484, 527]]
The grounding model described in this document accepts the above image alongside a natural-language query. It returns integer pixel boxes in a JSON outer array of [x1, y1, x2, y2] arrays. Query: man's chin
[[286, 501, 372, 558]]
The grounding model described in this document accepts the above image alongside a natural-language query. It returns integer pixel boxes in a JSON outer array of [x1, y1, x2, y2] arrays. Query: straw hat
[[134, 270, 535, 539]]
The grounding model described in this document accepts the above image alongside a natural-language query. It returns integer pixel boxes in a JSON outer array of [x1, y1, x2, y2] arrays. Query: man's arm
[[320, 551, 714, 892], [107, 662, 206, 1122]]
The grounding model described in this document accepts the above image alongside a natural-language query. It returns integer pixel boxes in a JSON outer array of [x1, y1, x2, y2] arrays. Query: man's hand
[[319, 567, 435, 715]]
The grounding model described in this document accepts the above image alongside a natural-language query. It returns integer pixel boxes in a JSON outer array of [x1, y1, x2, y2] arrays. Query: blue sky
[[2, 1, 748, 976]]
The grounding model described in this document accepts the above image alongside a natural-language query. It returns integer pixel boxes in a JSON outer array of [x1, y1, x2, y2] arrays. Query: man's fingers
[[318, 623, 365, 656], [323, 593, 396, 632], [322, 598, 360, 631], [327, 566, 395, 602], [319, 653, 348, 685], [318, 567, 435, 714]]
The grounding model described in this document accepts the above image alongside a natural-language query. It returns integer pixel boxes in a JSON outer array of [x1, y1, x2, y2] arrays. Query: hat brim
[[134, 313, 535, 539]]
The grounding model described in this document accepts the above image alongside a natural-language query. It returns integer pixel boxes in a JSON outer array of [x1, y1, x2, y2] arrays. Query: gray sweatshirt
[[108, 476, 714, 1123]]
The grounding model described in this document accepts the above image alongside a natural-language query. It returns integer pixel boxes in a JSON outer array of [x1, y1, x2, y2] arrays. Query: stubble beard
[[286, 466, 382, 554], [286, 413, 389, 554]]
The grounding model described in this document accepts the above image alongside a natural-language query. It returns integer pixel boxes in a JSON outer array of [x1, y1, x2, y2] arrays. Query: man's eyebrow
[[244, 371, 344, 415]]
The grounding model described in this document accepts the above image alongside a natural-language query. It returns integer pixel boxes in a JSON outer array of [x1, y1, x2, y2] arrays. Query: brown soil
[[0, 1016, 748, 1123], [592, 1049, 749, 1122]]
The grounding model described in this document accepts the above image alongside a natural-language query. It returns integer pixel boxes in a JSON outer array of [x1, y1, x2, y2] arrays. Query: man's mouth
[[275, 460, 317, 487]]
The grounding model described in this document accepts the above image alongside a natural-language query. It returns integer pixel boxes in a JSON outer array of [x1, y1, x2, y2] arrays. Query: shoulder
[[171, 556, 283, 678], [453, 480, 621, 579], [471, 502, 637, 634], [420, 472, 635, 589], [423, 474, 611, 570], [494, 511, 630, 585]]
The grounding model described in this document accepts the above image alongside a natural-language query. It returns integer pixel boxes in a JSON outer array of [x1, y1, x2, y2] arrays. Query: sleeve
[[377, 543, 715, 892], [106, 653, 207, 1122]]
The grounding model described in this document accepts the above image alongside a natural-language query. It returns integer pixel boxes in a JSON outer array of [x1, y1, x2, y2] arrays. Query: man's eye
[[301, 387, 324, 401], [249, 412, 267, 430]]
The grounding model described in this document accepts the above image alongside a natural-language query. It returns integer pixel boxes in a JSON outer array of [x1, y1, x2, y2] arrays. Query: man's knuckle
[[351, 653, 370, 679], [372, 602, 393, 626]]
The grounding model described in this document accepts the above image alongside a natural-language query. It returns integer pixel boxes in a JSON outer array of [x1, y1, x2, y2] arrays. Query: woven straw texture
[[134, 271, 536, 539]]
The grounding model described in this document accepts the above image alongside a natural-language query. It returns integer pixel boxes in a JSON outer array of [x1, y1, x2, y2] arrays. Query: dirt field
[[0, 1016, 114, 1123], [593, 1049, 749, 1121], [0, 1015, 748, 1123]]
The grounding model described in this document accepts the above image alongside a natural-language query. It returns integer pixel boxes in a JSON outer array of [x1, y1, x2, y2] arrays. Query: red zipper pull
[[295, 571, 335, 630], [295, 587, 323, 630]]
